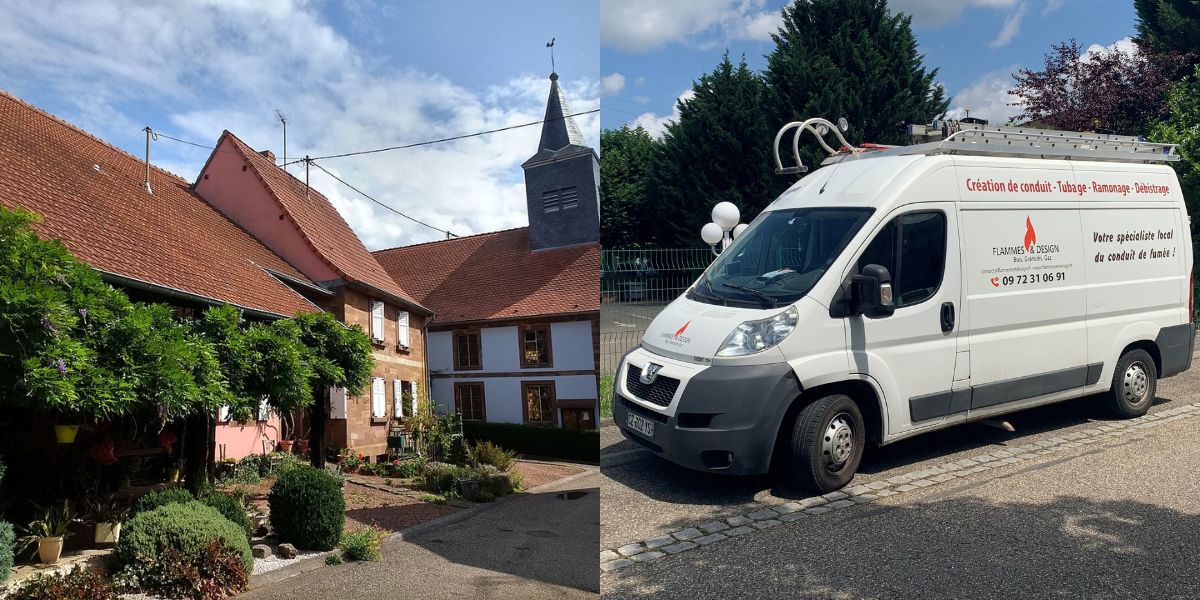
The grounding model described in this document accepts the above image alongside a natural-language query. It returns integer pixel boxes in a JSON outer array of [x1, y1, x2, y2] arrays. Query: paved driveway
[[602, 364, 1200, 598]]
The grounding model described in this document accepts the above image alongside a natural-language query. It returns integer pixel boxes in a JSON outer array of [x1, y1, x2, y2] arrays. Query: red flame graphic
[[674, 321, 691, 338], [1023, 216, 1036, 251]]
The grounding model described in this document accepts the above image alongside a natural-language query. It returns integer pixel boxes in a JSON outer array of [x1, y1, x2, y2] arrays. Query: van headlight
[[716, 306, 799, 357]]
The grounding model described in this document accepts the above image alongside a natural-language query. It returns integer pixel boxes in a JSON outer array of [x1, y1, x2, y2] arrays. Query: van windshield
[[689, 208, 874, 308]]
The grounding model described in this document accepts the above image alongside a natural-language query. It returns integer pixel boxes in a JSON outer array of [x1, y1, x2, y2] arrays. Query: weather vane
[[546, 37, 556, 73]]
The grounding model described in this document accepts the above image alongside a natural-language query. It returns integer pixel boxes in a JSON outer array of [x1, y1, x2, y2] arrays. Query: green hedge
[[0, 521, 12, 582], [268, 466, 345, 550], [116, 501, 253, 573], [202, 493, 252, 539], [133, 487, 194, 516], [462, 422, 598, 463]]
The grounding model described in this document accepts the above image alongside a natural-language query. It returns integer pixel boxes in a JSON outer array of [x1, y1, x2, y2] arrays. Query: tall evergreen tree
[[1135, 0, 1200, 57], [599, 125, 659, 248], [764, 0, 948, 175], [648, 53, 783, 247]]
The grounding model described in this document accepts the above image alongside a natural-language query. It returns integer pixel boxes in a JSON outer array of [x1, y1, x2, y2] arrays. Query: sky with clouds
[[0, 0, 599, 249], [601, 0, 1138, 136]]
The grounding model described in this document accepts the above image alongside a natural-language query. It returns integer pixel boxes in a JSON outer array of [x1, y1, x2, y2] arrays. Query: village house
[[373, 71, 600, 430]]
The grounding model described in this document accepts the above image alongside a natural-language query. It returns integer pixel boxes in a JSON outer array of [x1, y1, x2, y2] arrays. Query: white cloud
[[601, 72, 627, 95], [889, 0, 1019, 27], [1084, 36, 1137, 58], [0, 0, 598, 249], [630, 89, 696, 138], [944, 66, 1024, 125], [1043, 0, 1066, 15], [601, 0, 782, 53], [989, 1, 1028, 48]]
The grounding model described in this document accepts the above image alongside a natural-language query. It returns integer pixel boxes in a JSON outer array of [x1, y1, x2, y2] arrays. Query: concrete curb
[[248, 550, 336, 590]]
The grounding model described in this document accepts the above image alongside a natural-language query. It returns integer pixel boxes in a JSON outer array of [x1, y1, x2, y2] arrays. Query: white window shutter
[[397, 311, 410, 348], [329, 386, 348, 420], [218, 406, 231, 422], [372, 377, 386, 417], [257, 397, 270, 421], [392, 379, 403, 416], [411, 380, 420, 416], [370, 301, 385, 341]]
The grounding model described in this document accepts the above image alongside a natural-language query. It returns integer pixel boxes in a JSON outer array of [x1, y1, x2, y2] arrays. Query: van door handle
[[940, 302, 955, 332]]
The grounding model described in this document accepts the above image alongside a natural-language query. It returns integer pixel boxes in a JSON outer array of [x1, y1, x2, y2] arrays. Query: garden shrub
[[268, 466, 345, 550], [116, 501, 252, 575], [0, 521, 12, 583], [202, 492, 252, 539], [133, 487, 194, 516], [7, 566, 117, 600], [339, 526, 384, 562], [325, 554, 343, 566], [463, 421, 598, 462], [420, 462, 467, 494], [471, 441, 518, 472]]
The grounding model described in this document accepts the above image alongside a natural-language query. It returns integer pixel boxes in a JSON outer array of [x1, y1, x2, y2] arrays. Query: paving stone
[[851, 494, 878, 503], [779, 511, 807, 522], [804, 506, 832, 515], [698, 521, 729, 534], [617, 543, 644, 557], [1019, 453, 1038, 459], [725, 526, 755, 537], [865, 481, 891, 491], [726, 515, 753, 527], [876, 489, 898, 498], [748, 508, 780, 521], [644, 535, 675, 549], [895, 484, 918, 492], [774, 502, 803, 515], [974, 454, 997, 462], [931, 473, 955, 483], [821, 491, 848, 501], [631, 551, 665, 562], [672, 528, 703, 541], [992, 449, 1014, 457], [601, 559, 636, 572], [694, 533, 727, 545], [752, 519, 782, 529], [913, 479, 936, 488], [827, 499, 856, 509], [958, 458, 979, 467], [887, 474, 914, 485], [600, 550, 620, 562], [926, 466, 947, 475], [797, 497, 828, 509], [843, 485, 871, 496], [662, 541, 698, 554]]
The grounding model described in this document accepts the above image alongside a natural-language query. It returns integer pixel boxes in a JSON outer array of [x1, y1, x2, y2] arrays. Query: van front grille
[[625, 365, 680, 408]]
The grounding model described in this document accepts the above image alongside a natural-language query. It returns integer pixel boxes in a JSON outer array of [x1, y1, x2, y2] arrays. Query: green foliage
[[202, 493, 252, 540], [420, 462, 468, 494], [0, 521, 13, 582], [463, 421, 599, 462], [199, 306, 314, 418], [7, 566, 117, 600], [116, 501, 253, 577], [419, 462, 516, 501], [417, 493, 447, 505], [600, 125, 660, 248], [18, 501, 73, 557], [133, 487, 194, 516], [268, 466, 345, 550], [117, 538, 249, 600], [338, 526, 384, 561], [600, 374, 614, 419], [325, 554, 343, 566], [1135, 0, 1200, 58], [1151, 65, 1200, 221], [294, 311, 374, 397], [470, 441, 518, 472]]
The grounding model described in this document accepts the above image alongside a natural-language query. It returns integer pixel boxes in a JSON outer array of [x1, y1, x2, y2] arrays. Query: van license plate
[[627, 412, 655, 438]]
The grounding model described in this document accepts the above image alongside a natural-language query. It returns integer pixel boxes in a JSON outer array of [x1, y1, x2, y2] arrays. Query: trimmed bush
[[133, 487, 194, 516], [463, 421, 598, 462], [116, 501, 253, 574], [268, 466, 345, 550], [202, 493, 252, 539], [0, 521, 13, 582], [8, 566, 117, 600]]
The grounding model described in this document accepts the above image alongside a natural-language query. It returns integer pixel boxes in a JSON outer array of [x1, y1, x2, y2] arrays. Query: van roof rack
[[774, 118, 1179, 175]]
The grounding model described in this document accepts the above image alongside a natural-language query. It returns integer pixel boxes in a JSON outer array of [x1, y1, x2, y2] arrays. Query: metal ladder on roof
[[774, 118, 1180, 175]]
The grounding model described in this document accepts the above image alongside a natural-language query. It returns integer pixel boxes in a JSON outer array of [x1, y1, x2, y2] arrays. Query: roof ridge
[[372, 225, 530, 254], [0, 89, 193, 185]]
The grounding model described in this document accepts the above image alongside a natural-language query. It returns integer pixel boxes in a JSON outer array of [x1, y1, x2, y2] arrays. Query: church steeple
[[538, 72, 586, 152]]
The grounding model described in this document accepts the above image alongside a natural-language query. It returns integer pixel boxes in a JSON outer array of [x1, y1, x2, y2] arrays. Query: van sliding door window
[[857, 211, 947, 308]]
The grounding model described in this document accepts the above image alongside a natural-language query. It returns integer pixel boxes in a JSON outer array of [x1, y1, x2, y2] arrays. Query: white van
[[614, 119, 1195, 492]]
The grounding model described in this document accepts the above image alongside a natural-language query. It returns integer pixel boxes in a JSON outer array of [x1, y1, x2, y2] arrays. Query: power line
[[283, 108, 599, 166], [307, 159, 456, 238]]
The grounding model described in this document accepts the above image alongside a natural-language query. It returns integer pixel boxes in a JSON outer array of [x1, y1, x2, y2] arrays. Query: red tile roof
[[0, 91, 319, 317], [372, 227, 598, 325], [219, 132, 430, 314]]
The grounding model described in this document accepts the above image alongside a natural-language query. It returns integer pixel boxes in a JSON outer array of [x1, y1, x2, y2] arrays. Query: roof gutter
[[98, 270, 289, 321]]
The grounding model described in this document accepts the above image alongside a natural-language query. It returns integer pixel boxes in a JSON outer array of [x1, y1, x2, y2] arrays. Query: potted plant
[[278, 439, 294, 453], [19, 501, 74, 563], [86, 495, 129, 545]]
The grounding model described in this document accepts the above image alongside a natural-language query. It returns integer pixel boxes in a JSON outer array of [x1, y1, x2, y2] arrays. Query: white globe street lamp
[[701, 201, 746, 255]]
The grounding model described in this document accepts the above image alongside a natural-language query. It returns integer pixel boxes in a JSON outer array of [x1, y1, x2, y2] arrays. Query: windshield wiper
[[721, 283, 778, 308], [690, 278, 728, 306]]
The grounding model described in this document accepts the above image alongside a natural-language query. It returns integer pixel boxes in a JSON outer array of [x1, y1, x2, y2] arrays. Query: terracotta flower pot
[[53, 425, 79, 444], [297, 440, 310, 453], [94, 522, 121, 545], [38, 537, 63, 563], [279, 440, 294, 453]]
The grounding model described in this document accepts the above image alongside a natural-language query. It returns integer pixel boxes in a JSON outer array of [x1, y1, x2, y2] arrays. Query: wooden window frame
[[521, 380, 557, 426], [454, 382, 486, 422], [454, 329, 482, 371], [518, 323, 553, 369]]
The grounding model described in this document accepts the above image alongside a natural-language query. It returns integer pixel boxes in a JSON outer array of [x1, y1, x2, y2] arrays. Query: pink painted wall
[[215, 415, 283, 460], [194, 136, 340, 283]]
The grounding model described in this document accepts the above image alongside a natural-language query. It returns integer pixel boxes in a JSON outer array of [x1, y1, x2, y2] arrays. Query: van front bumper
[[613, 349, 801, 475]]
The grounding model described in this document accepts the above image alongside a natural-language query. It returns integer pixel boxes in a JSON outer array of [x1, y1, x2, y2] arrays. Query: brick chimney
[[259, 149, 275, 162]]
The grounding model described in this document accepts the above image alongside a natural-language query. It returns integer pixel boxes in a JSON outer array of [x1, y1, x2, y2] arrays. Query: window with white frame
[[392, 379, 404, 417], [371, 377, 386, 418], [257, 397, 270, 421], [397, 310, 410, 349], [370, 300, 385, 342], [329, 386, 348, 419]]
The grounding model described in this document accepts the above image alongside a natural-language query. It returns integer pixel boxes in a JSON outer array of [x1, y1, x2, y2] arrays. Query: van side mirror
[[850, 264, 895, 318]]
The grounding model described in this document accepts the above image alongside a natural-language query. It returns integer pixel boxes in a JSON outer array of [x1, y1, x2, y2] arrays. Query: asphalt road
[[243, 469, 600, 599], [602, 363, 1200, 599]]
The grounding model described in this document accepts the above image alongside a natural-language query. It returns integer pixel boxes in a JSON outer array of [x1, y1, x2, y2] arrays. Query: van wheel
[[789, 394, 865, 493], [1106, 349, 1157, 418]]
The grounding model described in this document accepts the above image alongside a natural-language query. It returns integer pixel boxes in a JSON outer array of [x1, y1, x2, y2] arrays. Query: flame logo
[[1023, 216, 1036, 251], [674, 321, 691, 338]]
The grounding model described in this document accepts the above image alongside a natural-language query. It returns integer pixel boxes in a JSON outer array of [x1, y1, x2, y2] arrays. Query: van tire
[[789, 394, 865, 493], [1106, 349, 1157, 418]]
